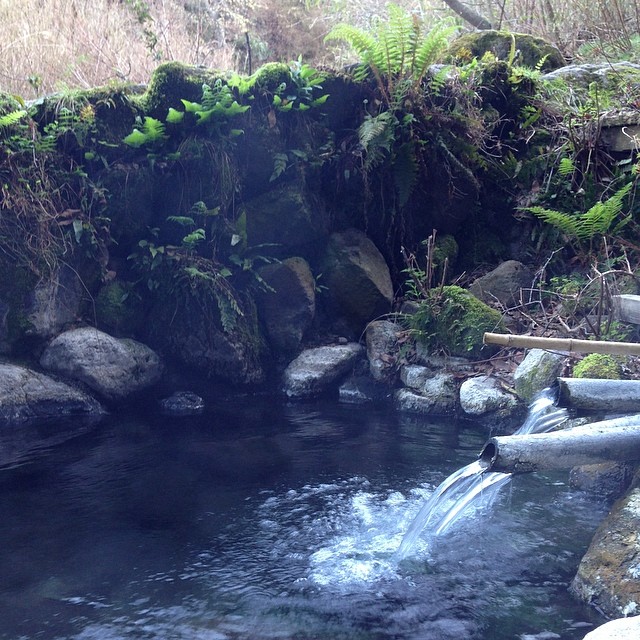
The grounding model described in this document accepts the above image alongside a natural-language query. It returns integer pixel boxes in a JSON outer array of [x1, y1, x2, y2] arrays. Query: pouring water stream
[[395, 390, 569, 559]]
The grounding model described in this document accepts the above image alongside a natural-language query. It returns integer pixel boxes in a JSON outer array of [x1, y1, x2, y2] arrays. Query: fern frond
[[526, 206, 580, 237], [393, 142, 418, 207], [557, 157, 575, 177], [526, 182, 633, 241], [359, 111, 398, 170], [0, 109, 28, 130], [577, 182, 632, 239], [325, 23, 377, 65], [142, 116, 166, 142], [413, 18, 459, 80]]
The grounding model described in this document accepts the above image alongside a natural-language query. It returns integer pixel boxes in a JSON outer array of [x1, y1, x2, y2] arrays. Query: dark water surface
[[0, 397, 607, 639]]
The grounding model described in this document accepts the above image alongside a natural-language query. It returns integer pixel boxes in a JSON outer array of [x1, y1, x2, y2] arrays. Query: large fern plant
[[325, 5, 458, 103], [326, 6, 458, 209], [526, 181, 633, 242]]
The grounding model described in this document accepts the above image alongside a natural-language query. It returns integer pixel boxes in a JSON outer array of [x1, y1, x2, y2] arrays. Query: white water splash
[[395, 389, 569, 559]]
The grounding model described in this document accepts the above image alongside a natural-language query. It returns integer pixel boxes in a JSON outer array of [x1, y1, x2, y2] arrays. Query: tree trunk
[[441, 0, 493, 30]]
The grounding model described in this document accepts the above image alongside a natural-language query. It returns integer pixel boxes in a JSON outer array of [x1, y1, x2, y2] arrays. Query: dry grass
[[0, 0, 239, 96], [1, 0, 639, 98]]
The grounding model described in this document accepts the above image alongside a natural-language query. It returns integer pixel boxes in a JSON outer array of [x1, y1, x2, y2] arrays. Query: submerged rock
[[0, 362, 104, 425], [570, 462, 636, 502], [40, 327, 163, 402], [158, 391, 205, 416], [282, 343, 365, 399], [338, 374, 391, 404]]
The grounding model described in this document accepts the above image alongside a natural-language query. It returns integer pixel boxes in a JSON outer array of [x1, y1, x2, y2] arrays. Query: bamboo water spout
[[479, 416, 640, 474]]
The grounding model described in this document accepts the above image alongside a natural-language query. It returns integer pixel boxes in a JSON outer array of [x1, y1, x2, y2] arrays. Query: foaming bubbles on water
[[255, 477, 437, 590]]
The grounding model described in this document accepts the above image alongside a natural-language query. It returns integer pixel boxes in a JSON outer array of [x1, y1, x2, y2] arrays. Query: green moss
[[432, 234, 459, 273], [249, 62, 291, 92], [407, 285, 504, 358], [0, 91, 25, 115], [573, 353, 623, 380], [448, 31, 565, 71], [95, 280, 145, 336], [143, 62, 227, 117]]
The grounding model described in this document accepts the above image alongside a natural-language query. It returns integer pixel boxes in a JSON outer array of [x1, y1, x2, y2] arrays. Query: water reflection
[[0, 398, 605, 639]]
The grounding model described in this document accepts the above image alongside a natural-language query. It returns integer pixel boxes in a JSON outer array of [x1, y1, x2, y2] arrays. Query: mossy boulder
[[28, 86, 144, 152], [514, 348, 565, 402], [571, 486, 640, 618], [448, 30, 565, 71], [143, 61, 292, 119], [143, 62, 228, 117], [244, 183, 330, 258], [573, 353, 623, 380], [407, 285, 504, 359]]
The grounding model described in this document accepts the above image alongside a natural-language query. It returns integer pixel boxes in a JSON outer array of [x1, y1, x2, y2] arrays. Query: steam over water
[[0, 397, 606, 639]]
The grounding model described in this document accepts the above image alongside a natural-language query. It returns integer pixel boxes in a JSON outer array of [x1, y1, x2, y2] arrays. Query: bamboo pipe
[[483, 332, 640, 356], [479, 416, 640, 474]]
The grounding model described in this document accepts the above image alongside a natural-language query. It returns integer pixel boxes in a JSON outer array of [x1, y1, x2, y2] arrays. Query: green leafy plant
[[123, 116, 167, 148], [271, 57, 330, 112], [525, 181, 634, 245], [325, 6, 458, 103], [168, 80, 249, 136], [404, 285, 504, 358], [0, 109, 28, 132]]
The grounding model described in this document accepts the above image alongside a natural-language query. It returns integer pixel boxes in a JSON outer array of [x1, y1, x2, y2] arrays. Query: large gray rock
[[256, 257, 316, 353], [0, 362, 103, 425], [571, 487, 640, 618], [469, 260, 532, 307], [26, 263, 85, 339], [40, 327, 163, 402], [395, 365, 458, 414], [282, 343, 365, 399], [543, 62, 640, 89], [459, 375, 519, 418], [244, 184, 330, 257], [147, 292, 264, 386], [365, 319, 402, 382], [514, 349, 565, 402], [321, 229, 393, 336], [583, 615, 640, 640]]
